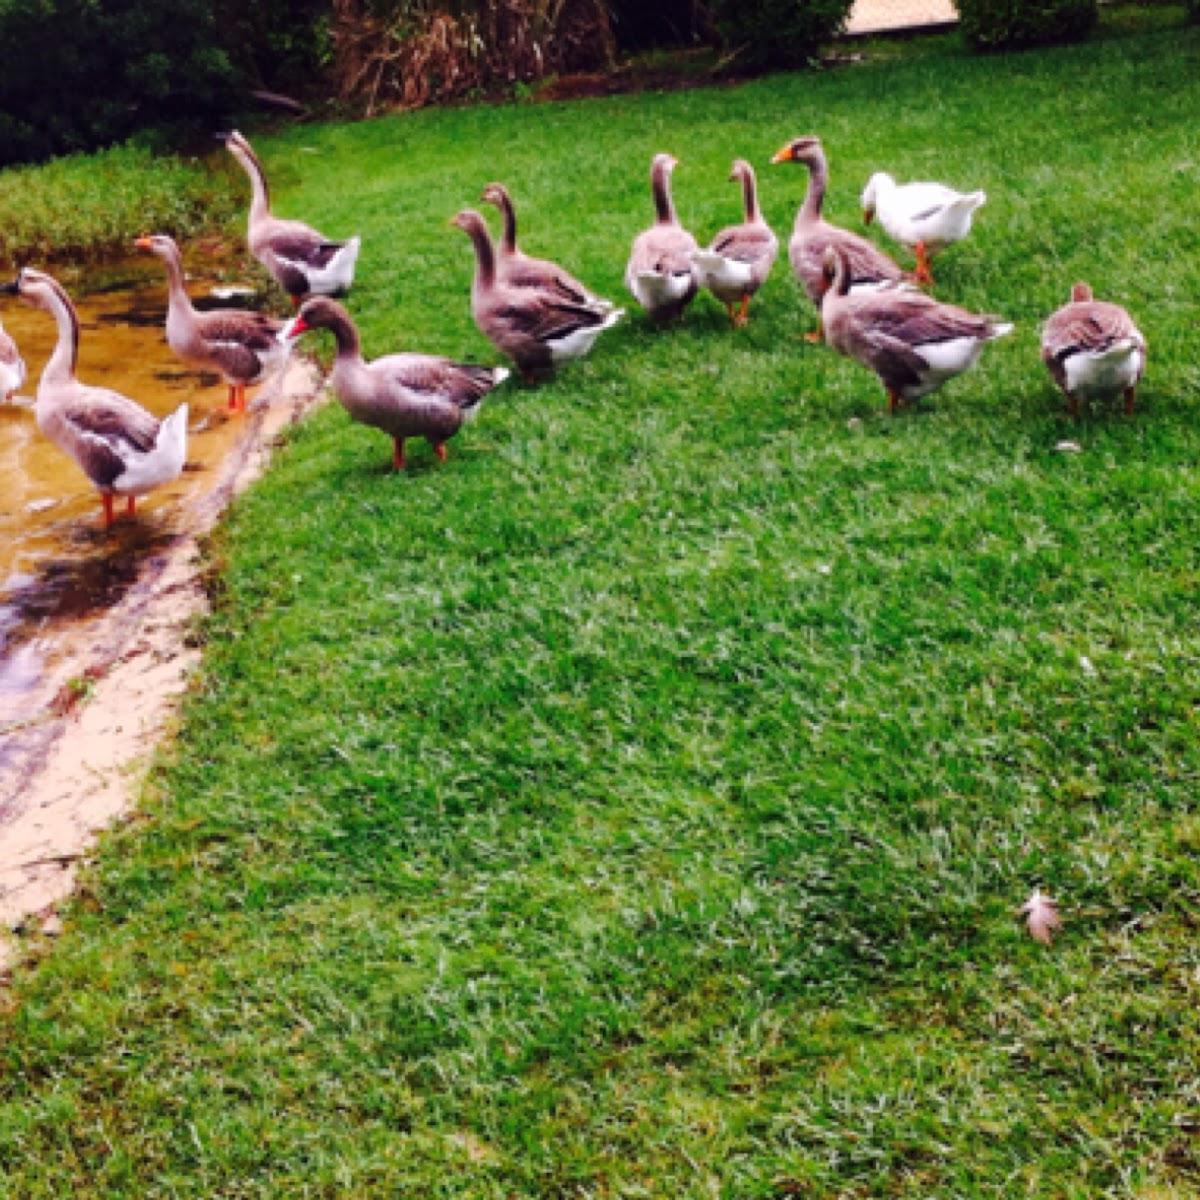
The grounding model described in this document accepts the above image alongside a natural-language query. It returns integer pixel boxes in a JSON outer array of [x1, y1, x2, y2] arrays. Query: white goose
[[860, 172, 986, 286], [1040, 282, 1146, 416], [220, 130, 360, 304], [0, 312, 25, 401], [1, 269, 187, 525]]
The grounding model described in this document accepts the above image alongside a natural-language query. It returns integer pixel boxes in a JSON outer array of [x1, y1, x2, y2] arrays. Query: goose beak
[[770, 146, 792, 164], [134, 236, 153, 249], [278, 315, 306, 343]]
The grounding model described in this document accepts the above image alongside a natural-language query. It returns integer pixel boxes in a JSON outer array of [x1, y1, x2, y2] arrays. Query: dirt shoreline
[[0, 360, 324, 974]]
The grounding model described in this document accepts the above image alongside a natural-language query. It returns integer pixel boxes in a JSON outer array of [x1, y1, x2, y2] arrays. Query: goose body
[[820, 245, 1011, 411], [0, 314, 26, 400], [480, 182, 615, 312], [280, 296, 507, 468], [690, 158, 778, 327], [625, 153, 700, 323], [137, 234, 289, 411], [452, 208, 624, 378], [220, 130, 360, 303], [860, 172, 986, 284], [771, 136, 907, 340], [1040, 282, 1145, 415], [2, 269, 187, 524]]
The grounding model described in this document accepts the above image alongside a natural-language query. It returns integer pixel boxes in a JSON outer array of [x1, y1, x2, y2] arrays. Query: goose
[[451, 208, 624, 379], [219, 130, 360, 304], [1040, 282, 1146, 416], [860, 172, 986, 285], [1, 269, 187, 525], [770, 136, 907, 341], [820, 245, 1011, 412], [479, 182, 615, 312], [279, 296, 506, 469], [624, 152, 700, 323], [690, 158, 778, 327], [0, 313, 25, 401], [136, 233, 290, 412]]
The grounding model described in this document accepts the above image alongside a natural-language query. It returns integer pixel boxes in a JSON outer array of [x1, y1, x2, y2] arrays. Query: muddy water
[[0, 254, 289, 751]]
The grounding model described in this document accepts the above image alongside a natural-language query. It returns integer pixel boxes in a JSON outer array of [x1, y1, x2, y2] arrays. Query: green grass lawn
[[4, 9, 1200, 1197]]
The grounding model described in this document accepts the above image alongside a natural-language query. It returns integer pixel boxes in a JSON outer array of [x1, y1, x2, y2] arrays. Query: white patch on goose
[[548, 308, 625, 363], [1063, 341, 1143, 397]]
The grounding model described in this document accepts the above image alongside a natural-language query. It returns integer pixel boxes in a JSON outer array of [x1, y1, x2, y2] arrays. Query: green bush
[[707, 0, 854, 70], [954, 0, 1098, 50]]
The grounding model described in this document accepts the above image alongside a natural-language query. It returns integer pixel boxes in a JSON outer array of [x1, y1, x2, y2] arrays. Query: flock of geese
[[0, 129, 1146, 527]]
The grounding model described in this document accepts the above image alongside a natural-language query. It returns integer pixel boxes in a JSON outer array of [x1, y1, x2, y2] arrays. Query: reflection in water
[[0, 254, 282, 723]]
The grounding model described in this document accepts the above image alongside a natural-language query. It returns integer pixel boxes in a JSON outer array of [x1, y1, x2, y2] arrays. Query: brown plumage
[[770, 136, 907, 340], [1, 268, 187, 525], [280, 296, 507, 468], [136, 234, 289, 412], [624, 153, 700, 323], [452, 209, 624, 378], [479, 182, 615, 312], [820, 245, 1012, 411], [219, 130, 360, 304], [1040, 283, 1146, 416], [691, 158, 778, 328]]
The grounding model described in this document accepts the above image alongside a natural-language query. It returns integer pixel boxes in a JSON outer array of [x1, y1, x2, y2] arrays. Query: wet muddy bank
[[0, 267, 324, 965]]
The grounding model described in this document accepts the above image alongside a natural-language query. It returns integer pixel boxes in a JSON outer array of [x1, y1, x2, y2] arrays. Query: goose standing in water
[[219, 130, 361, 305], [1, 269, 187, 525], [136, 233, 289, 412], [0, 312, 25, 401]]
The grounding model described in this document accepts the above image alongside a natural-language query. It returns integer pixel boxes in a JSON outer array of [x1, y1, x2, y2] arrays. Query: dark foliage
[[954, 0, 1098, 50], [0, 0, 329, 167], [706, 0, 854, 70]]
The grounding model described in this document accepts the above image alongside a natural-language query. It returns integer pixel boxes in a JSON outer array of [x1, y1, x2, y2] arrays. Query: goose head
[[859, 172, 894, 225], [134, 233, 181, 263], [770, 136, 822, 167]]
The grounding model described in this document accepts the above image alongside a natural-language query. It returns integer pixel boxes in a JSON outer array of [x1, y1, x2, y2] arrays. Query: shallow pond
[[0, 251, 290, 748]]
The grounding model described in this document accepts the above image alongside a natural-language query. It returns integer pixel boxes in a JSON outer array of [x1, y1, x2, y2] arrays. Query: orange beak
[[769, 146, 792, 164], [134, 236, 153, 249]]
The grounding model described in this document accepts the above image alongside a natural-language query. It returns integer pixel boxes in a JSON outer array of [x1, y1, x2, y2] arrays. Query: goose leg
[[227, 383, 238, 410], [1067, 393, 1080, 418], [803, 315, 823, 344], [433, 443, 447, 462], [735, 294, 750, 328], [392, 438, 405, 470], [126, 496, 136, 516], [913, 242, 934, 286], [1123, 386, 1137, 415], [101, 493, 115, 527], [887, 388, 901, 413]]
